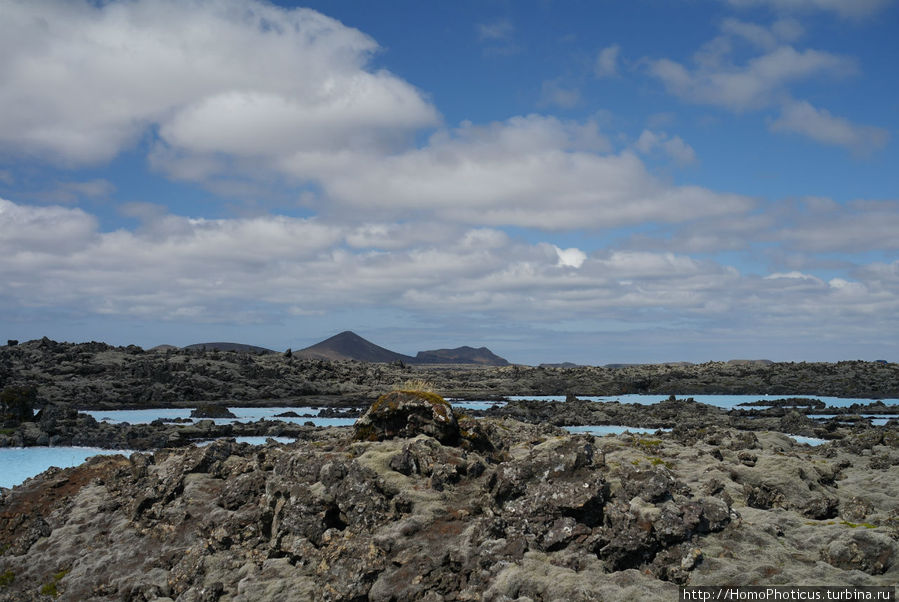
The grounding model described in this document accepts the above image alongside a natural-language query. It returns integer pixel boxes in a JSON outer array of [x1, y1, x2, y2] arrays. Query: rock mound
[[190, 404, 237, 419], [354, 390, 459, 444]]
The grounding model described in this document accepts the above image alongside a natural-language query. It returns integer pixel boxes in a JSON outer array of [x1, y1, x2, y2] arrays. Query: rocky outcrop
[[1, 399, 897, 600], [1, 339, 897, 411], [353, 390, 459, 444], [190, 404, 237, 419], [0, 403, 318, 450]]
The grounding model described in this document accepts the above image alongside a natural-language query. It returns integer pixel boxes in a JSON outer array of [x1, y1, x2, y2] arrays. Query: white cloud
[[554, 246, 587, 268], [724, 0, 892, 18], [0, 0, 438, 166], [0, 198, 97, 261], [301, 115, 746, 229], [2, 197, 897, 351], [770, 100, 889, 154], [634, 130, 697, 165], [649, 45, 854, 112], [595, 44, 621, 77]]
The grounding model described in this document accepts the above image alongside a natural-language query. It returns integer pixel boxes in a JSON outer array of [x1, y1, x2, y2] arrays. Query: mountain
[[295, 331, 511, 365], [414, 346, 509, 366], [182, 342, 275, 354], [294, 331, 414, 363]]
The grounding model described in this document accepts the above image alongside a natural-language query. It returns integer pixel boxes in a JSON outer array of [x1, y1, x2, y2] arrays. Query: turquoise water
[[506, 394, 899, 409], [196, 436, 294, 446], [0, 447, 133, 489], [790, 436, 828, 446], [6, 396, 888, 489], [82, 407, 356, 427]]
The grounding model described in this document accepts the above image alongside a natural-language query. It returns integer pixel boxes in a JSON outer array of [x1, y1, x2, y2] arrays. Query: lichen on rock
[[353, 390, 461, 444]]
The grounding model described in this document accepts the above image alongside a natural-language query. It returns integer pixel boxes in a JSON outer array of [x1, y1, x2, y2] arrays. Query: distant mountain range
[[176, 331, 510, 366], [181, 342, 276, 354]]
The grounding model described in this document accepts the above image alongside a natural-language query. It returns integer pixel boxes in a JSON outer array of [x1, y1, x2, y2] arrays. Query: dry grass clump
[[400, 378, 436, 393]]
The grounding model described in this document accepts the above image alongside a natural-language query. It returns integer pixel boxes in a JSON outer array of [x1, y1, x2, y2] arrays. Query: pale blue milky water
[[4, 396, 891, 488], [0, 447, 133, 489], [505, 394, 899, 409], [82, 407, 357, 427], [196, 436, 295, 447]]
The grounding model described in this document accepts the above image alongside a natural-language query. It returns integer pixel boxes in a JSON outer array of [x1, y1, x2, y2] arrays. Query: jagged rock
[[1, 422, 897, 599], [190, 404, 237, 419], [821, 531, 897, 575], [353, 390, 460, 444]]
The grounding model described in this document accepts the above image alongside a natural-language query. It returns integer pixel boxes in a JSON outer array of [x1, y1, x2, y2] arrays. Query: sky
[[1, 0, 898, 365]]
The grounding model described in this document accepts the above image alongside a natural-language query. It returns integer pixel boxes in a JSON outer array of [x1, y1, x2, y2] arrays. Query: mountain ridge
[[295, 331, 510, 366]]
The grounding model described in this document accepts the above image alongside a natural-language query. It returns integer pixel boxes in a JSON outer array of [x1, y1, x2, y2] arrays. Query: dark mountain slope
[[295, 331, 414, 363], [414, 346, 509, 366]]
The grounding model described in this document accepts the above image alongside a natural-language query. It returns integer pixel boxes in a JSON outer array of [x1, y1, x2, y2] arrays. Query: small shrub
[[0, 570, 14, 587]]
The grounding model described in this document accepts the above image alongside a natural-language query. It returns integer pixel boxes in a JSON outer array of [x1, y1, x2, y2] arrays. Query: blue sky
[[1, 0, 897, 365]]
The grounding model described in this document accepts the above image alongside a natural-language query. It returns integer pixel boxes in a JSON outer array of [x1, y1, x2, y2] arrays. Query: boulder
[[190, 404, 237, 419], [353, 390, 459, 445], [821, 530, 897, 575]]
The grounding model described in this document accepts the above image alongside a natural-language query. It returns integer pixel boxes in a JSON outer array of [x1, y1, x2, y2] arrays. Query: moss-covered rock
[[353, 390, 460, 444]]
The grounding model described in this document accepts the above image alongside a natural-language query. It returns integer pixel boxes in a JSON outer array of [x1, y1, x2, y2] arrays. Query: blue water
[[82, 407, 356, 428], [0, 447, 133, 489], [451, 400, 506, 411], [6, 396, 889, 490], [790, 436, 828, 446], [505, 394, 899, 410], [196, 436, 294, 447]]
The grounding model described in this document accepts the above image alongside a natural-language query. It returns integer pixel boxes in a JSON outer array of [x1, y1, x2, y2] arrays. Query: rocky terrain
[[1, 339, 897, 411], [1, 391, 897, 600]]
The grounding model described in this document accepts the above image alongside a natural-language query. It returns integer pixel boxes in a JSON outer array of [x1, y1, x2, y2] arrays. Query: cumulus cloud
[[0, 198, 98, 255], [624, 196, 899, 265], [770, 100, 889, 154], [634, 130, 697, 165], [554, 246, 587, 268], [595, 44, 621, 77], [0, 0, 438, 166], [645, 19, 890, 154], [649, 45, 854, 112], [300, 115, 747, 229], [2, 197, 897, 353]]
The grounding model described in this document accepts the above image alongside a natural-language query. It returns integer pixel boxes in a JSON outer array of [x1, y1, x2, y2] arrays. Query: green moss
[[0, 571, 14, 587], [353, 423, 379, 442], [370, 390, 451, 418], [645, 456, 674, 469], [840, 520, 877, 529], [631, 437, 663, 453], [39, 569, 68, 597]]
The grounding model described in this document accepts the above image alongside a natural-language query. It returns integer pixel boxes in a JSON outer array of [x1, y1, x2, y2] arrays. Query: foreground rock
[[1, 392, 897, 600]]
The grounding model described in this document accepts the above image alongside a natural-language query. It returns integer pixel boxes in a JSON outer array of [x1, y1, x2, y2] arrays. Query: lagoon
[[505, 394, 899, 409], [82, 406, 357, 428], [0, 447, 133, 489]]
